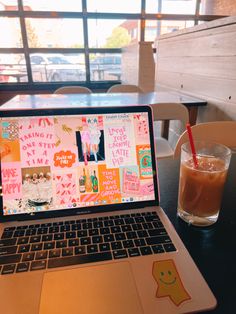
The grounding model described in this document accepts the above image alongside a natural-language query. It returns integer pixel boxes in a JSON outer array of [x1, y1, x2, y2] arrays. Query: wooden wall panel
[[155, 16, 236, 122]]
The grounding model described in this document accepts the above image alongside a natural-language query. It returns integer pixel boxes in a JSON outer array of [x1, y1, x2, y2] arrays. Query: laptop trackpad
[[39, 261, 143, 314]]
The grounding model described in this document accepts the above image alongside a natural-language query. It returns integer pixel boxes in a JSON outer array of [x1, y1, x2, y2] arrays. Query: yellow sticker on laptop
[[153, 259, 191, 306]]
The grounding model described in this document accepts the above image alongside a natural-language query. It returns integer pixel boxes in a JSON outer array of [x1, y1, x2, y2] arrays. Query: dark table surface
[[158, 153, 236, 314]]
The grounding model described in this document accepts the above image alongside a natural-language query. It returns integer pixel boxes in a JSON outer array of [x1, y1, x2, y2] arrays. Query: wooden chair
[[151, 103, 189, 159], [107, 84, 143, 93], [54, 86, 92, 94], [174, 121, 236, 158]]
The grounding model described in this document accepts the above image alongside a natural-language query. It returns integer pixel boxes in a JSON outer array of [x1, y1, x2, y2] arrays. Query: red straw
[[186, 123, 198, 168]]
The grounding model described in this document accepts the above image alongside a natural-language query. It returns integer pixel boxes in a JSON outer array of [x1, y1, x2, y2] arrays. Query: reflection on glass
[[87, 0, 140, 13], [0, 1, 17, 11], [0, 18, 22, 48], [146, 0, 197, 14], [90, 53, 121, 81], [145, 20, 195, 41], [22, 0, 82, 11], [88, 19, 139, 48], [29, 53, 85, 82], [26, 18, 84, 48], [0, 54, 27, 83]]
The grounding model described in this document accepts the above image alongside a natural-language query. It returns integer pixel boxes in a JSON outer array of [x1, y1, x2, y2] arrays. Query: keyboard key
[[17, 237, 29, 245], [35, 251, 48, 260], [60, 225, 70, 232], [99, 243, 110, 252], [92, 236, 103, 244], [146, 236, 172, 246], [66, 231, 76, 239], [148, 229, 167, 237], [1, 231, 14, 239], [48, 252, 112, 269], [140, 246, 153, 256], [137, 230, 148, 238], [111, 241, 122, 250], [93, 221, 103, 228], [49, 226, 59, 233], [16, 262, 29, 273], [22, 252, 35, 262], [100, 227, 110, 235], [80, 237, 91, 245], [43, 241, 55, 250], [3, 227, 16, 232], [42, 234, 53, 242], [62, 248, 73, 256], [0, 238, 17, 247], [2, 264, 16, 274], [123, 240, 134, 248], [0, 246, 17, 256], [25, 229, 36, 236], [56, 240, 67, 248], [87, 245, 98, 254], [74, 246, 86, 255], [104, 220, 114, 227], [103, 234, 114, 242], [134, 217, 145, 223], [121, 225, 132, 232], [68, 239, 79, 247], [31, 243, 43, 251], [111, 226, 121, 233], [14, 230, 25, 237], [30, 236, 41, 243], [30, 260, 47, 271], [71, 224, 81, 231], [37, 228, 48, 235], [77, 230, 88, 238], [128, 248, 140, 257], [82, 222, 92, 229], [152, 245, 165, 254], [54, 233, 64, 240], [115, 233, 126, 241], [134, 238, 146, 247], [132, 223, 143, 231], [126, 231, 137, 239], [49, 249, 61, 258], [113, 249, 128, 259], [89, 229, 99, 236], [18, 245, 30, 253], [163, 243, 176, 252]]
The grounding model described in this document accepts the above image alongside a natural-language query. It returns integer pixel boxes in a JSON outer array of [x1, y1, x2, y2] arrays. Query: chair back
[[54, 86, 92, 94], [174, 121, 236, 158], [107, 84, 143, 93], [151, 102, 189, 124]]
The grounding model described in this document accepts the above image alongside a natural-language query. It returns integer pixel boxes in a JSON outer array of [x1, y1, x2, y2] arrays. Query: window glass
[[200, 0, 236, 15], [90, 53, 121, 81], [0, 0, 18, 11], [22, 0, 82, 12], [29, 53, 85, 82], [0, 54, 27, 83], [146, 0, 197, 14], [145, 20, 194, 41], [0, 18, 22, 48], [87, 0, 141, 13], [88, 19, 139, 48], [26, 19, 84, 48]]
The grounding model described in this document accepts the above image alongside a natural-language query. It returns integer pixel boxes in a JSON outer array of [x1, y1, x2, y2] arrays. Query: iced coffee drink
[[177, 141, 231, 226]]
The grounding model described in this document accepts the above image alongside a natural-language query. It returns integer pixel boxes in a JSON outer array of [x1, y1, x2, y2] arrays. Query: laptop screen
[[0, 106, 158, 221]]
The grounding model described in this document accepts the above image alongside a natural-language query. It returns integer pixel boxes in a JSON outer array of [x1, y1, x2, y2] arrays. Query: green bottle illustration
[[92, 170, 98, 193]]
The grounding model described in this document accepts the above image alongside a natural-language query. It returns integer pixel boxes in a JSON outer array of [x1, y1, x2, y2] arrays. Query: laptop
[[0, 104, 216, 314]]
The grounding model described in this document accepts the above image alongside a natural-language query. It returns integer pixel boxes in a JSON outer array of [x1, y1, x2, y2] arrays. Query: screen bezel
[[0, 105, 159, 222]]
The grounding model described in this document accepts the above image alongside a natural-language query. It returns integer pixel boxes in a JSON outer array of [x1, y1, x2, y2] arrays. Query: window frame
[[0, 0, 228, 91]]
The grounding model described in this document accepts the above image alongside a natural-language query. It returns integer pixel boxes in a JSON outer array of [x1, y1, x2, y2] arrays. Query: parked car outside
[[90, 55, 121, 81], [20, 54, 86, 82]]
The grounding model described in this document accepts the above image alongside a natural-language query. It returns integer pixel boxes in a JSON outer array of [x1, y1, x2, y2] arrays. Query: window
[[0, 0, 229, 89]]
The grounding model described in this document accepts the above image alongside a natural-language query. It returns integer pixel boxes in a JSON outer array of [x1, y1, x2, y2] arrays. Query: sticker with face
[[152, 259, 191, 306]]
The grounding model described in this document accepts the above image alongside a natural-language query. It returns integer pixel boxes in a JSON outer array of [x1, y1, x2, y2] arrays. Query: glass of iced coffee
[[177, 141, 231, 226]]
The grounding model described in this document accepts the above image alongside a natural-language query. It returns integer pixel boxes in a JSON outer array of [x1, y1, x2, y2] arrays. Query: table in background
[[158, 154, 236, 314], [1, 91, 207, 140]]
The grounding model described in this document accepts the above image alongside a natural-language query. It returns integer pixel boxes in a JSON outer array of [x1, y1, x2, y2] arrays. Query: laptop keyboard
[[0, 211, 176, 275]]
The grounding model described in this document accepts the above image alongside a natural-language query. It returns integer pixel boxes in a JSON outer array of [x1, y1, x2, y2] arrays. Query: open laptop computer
[[0, 104, 216, 314]]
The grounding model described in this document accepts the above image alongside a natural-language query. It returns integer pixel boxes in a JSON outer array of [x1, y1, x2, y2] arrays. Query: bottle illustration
[[85, 169, 92, 193], [79, 168, 86, 193], [92, 170, 98, 193]]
